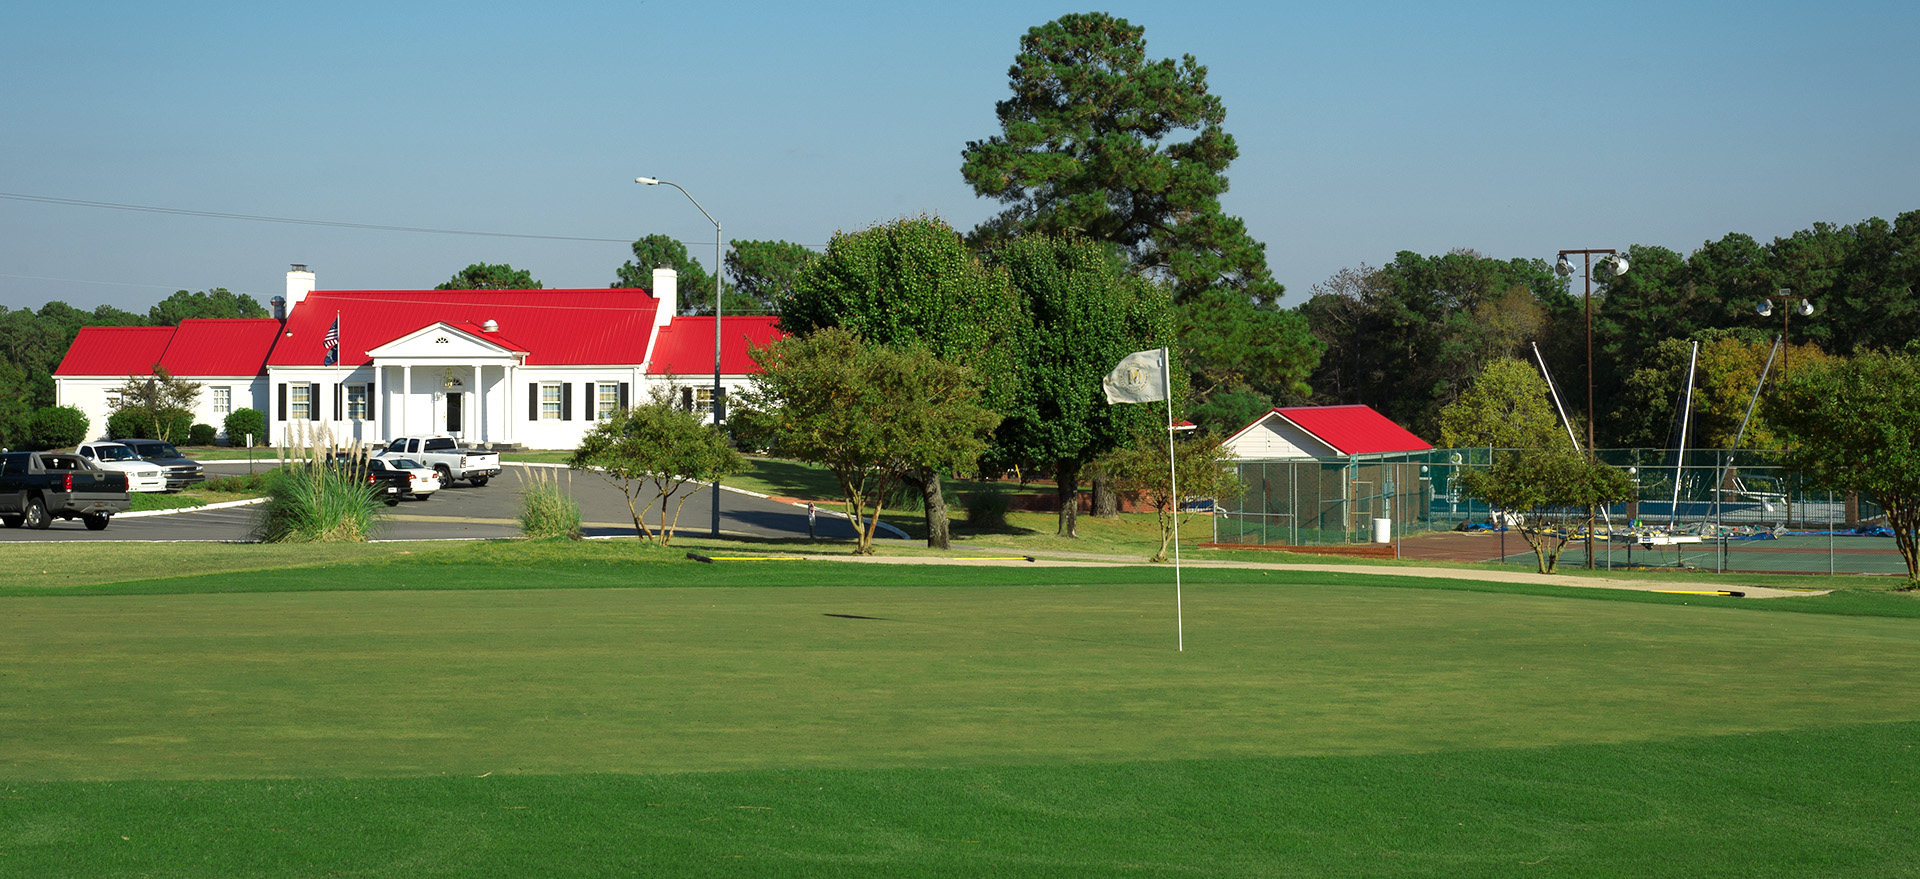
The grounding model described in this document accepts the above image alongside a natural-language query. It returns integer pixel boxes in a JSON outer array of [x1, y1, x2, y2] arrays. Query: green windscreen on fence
[[1213, 448, 1900, 576]]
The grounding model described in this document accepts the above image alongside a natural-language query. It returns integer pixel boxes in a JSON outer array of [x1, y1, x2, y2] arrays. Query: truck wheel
[[468, 475, 489, 487], [24, 497, 51, 530], [1, 515, 21, 529], [83, 514, 111, 531], [434, 465, 453, 486]]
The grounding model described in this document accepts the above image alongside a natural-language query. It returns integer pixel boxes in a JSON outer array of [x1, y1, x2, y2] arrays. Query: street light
[[636, 176, 725, 539], [1756, 288, 1815, 373], [1555, 248, 1629, 569]]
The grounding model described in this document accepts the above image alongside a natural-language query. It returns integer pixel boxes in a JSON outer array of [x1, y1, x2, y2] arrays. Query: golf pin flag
[[1103, 347, 1168, 404], [322, 313, 340, 366]]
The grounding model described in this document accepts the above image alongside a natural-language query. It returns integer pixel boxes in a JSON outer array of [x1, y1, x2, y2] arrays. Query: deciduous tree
[[779, 217, 1022, 548], [990, 235, 1174, 537], [1438, 357, 1567, 451], [109, 366, 201, 442], [1456, 448, 1635, 574], [747, 328, 1001, 555], [569, 385, 744, 545], [1103, 429, 1244, 562], [1764, 350, 1920, 586]]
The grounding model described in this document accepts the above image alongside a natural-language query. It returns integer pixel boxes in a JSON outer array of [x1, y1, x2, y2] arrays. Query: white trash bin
[[1372, 517, 1392, 544]]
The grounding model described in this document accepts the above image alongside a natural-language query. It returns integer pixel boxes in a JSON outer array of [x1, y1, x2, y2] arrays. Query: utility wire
[[0, 191, 635, 243]]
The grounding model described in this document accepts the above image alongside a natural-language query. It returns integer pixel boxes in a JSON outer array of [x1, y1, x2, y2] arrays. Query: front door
[[445, 392, 463, 435]]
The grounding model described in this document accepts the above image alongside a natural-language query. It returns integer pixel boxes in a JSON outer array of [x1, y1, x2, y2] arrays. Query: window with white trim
[[290, 384, 311, 421], [540, 382, 562, 420], [212, 386, 232, 415], [597, 383, 620, 420], [346, 384, 369, 420], [693, 387, 715, 415]]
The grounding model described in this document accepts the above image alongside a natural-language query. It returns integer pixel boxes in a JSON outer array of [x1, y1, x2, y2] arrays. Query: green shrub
[[224, 408, 267, 446], [188, 423, 217, 446], [885, 480, 926, 513], [201, 472, 273, 493], [107, 407, 193, 442], [963, 487, 1010, 530], [27, 405, 89, 450], [518, 468, 583, 539], [254, 460, 386, 543]]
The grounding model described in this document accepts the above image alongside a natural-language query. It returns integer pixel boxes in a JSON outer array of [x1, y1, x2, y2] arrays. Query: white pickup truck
[[373, 435, 502, 487]]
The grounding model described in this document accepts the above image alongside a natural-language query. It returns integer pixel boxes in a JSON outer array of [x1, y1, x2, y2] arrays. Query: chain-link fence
[[1213, 449, 1904, 575]]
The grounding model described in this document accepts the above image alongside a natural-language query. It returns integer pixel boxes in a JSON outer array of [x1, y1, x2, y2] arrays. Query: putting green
[[6, 579, 1918, 782]]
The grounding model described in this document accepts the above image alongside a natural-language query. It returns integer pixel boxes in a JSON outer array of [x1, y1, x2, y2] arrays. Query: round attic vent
[[482, 319, 499, 333]]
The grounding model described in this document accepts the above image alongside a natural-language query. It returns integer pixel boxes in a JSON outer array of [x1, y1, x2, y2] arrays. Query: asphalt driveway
[[0, 463, 873, 543]]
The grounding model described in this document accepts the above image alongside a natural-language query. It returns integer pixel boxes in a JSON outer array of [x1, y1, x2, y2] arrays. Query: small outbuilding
[[1215, 405, 1439, 552], [1221, 405, 1433, 460]]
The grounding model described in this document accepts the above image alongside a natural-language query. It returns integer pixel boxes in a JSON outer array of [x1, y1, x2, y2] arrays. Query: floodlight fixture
[[1798, 299, 1815, 317], [1757, 300, 1773, 317], [1555, 254, 1575, 277]]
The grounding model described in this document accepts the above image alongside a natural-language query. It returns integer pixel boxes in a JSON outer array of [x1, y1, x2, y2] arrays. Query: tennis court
[[1408, 531, 1911, 575]]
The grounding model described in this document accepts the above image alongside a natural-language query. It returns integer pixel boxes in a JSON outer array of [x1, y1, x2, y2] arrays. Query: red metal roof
[[158, 319, 283, 376], [54, 327, 178, 376], [647, 316, 784, 376], [1271, 405, 1433, 455], [266, 289, 662, 367]]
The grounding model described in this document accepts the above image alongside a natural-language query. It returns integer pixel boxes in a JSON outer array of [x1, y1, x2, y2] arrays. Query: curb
[[120, 497, 269, 518]]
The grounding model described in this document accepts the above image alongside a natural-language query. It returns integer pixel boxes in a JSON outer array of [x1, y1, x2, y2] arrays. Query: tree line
[[0, 289, 267, 449], [1306, 211, 1920, 449]]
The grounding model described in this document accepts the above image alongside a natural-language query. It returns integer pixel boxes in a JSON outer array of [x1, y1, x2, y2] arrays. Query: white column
[[371, 364, 383, 442], [472, 362, 482, 441], [401, 365, 411, 437]]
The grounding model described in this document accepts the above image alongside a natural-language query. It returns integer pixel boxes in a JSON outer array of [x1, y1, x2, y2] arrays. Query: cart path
[[817, 543, 1832, 599]]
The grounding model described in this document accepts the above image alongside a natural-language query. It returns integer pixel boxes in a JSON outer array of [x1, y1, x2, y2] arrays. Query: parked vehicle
[[368, 457, 441, 500], [313, 453, 411, 506], [0, 451, 131, 530], [114, 439, 206, 490], [73, 441, 169, 493], [375, 436, 502, 487]]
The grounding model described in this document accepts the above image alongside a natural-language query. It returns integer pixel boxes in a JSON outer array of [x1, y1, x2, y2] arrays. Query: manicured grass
[[10, 568, 1920, 783], [4, 546, 1918, 874], [6, 722, 1915, 877], [125, 491, 207, 512]]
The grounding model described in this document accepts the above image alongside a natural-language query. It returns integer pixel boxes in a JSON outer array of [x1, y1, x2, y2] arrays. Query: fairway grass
[[7, 722, 1915, 878], [4, 545, 1917, 875]]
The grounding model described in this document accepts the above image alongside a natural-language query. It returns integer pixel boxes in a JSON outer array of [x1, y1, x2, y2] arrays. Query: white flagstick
[[1162, 347, 1183, 652]]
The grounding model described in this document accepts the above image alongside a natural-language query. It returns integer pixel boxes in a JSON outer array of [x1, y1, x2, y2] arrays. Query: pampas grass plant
[[253, 423, 387, 543], [518, 467, 583, 539]]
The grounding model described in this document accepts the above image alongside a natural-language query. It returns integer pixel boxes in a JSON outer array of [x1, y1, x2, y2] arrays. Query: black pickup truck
[[0, 451, 132, 530]]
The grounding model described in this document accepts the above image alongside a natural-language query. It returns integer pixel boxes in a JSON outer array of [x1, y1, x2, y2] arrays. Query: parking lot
[[0, 463, 872, 543]]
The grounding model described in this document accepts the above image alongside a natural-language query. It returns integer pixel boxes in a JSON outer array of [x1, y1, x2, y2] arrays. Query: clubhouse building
[[54, 266, 780, 448]]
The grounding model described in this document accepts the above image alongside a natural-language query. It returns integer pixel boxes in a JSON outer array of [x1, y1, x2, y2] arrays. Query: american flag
[[322, 314, 340, 366]]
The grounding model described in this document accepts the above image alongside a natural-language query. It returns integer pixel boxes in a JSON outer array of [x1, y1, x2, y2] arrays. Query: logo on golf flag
[[1103, 347, 1168, 405]]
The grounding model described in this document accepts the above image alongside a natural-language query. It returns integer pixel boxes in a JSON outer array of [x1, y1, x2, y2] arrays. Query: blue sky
[[3, 1, 1915, 313]]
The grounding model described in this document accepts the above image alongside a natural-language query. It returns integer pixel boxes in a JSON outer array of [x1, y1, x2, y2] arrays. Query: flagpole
[[1163, 347, 1182, 652]]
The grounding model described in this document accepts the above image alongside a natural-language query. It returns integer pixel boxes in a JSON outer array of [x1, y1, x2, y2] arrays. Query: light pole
[[1756, 288, 1814, 374], [636, 176, 724, 539], [1555, 248, 1629, 568]]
